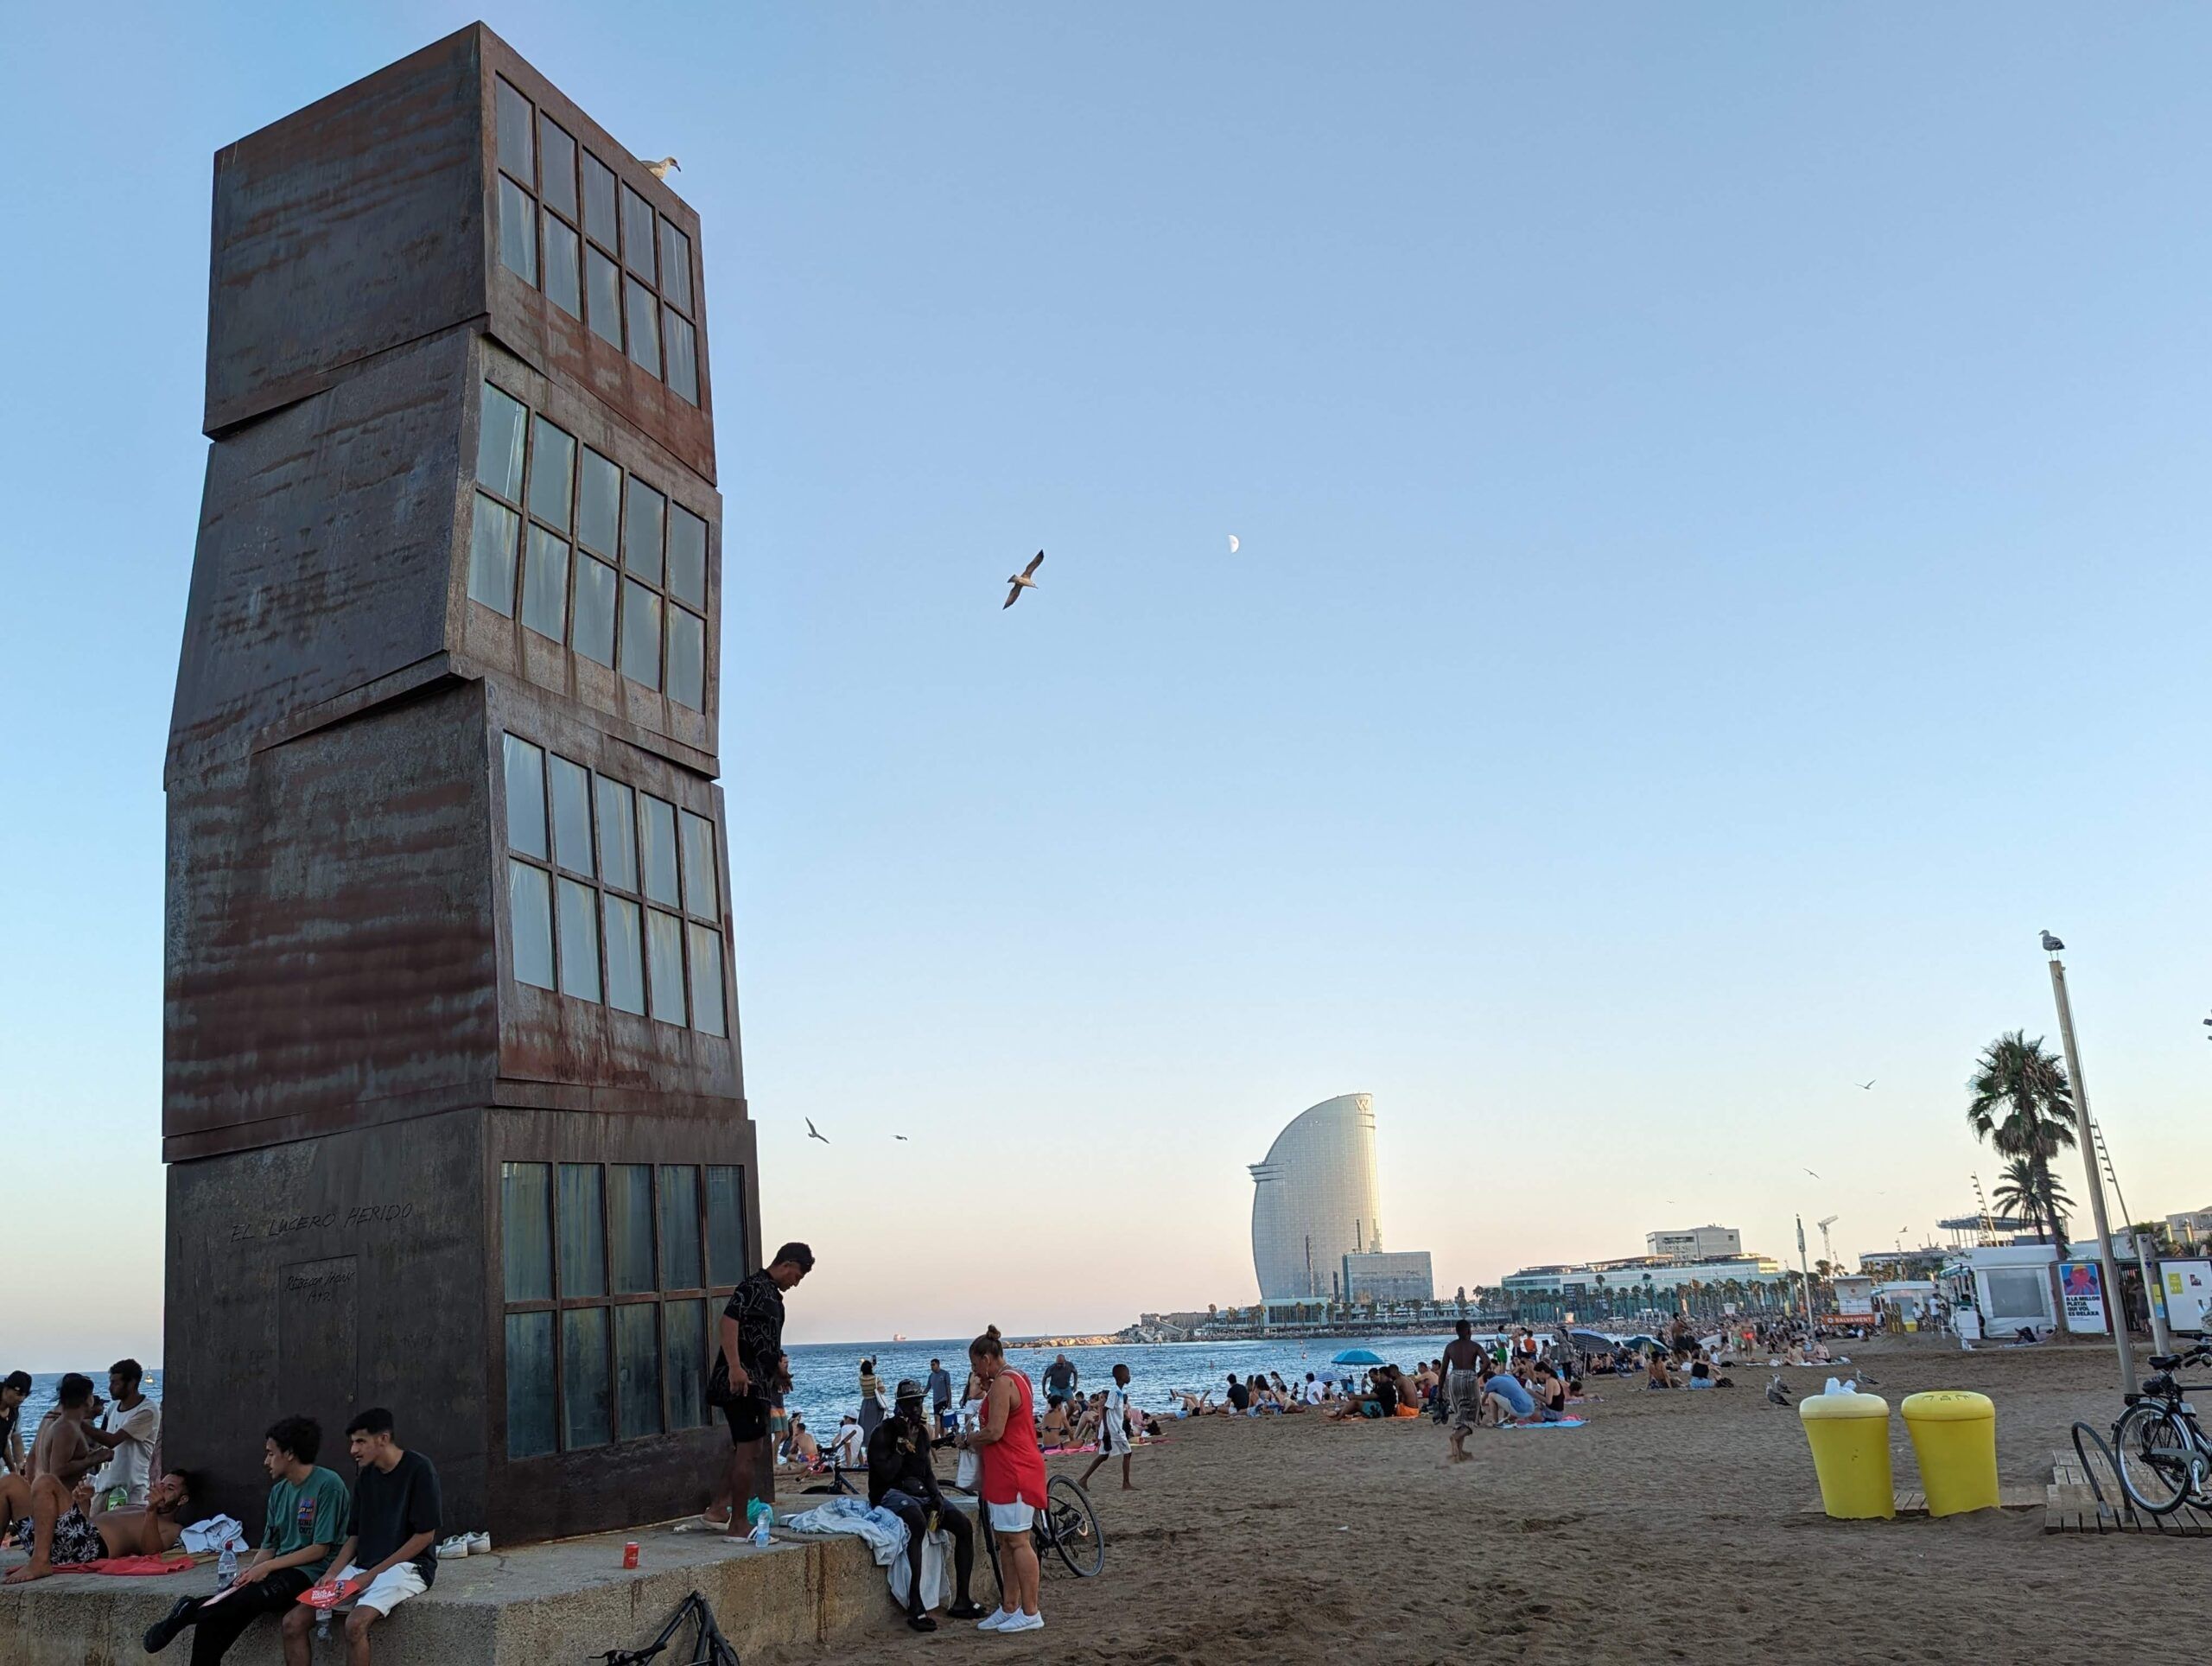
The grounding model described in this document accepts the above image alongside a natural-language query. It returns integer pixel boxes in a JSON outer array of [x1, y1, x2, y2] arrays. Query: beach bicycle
[[976, 1473, 1106, 1591], [2112, 1341, 2212, 1517]]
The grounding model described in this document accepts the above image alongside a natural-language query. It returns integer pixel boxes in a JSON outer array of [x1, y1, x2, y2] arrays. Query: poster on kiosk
[[2059, 1262, 2109, 1335]]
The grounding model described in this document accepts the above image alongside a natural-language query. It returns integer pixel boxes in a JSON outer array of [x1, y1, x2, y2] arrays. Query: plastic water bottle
[[218, 1537, 239, 1587], [747, 1503, 772, 1548]]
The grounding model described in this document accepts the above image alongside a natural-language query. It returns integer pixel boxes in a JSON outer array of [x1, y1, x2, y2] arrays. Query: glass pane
[[582, 151, 618, 247], [557, 1163, 607, 1297], [679, 810, 717, 918], [623, 480, 665, 586], [550, 755, 594, 874], [667, 506, 708, 609], [521, 525, 569, 641], [543, 213, 581, 317], [502, 735, 547, 857], [476, 384, 529, 498], [667, 608, 705, 712], [527, 416, 574, 532], [496, 77, 535, 182], [573, 556, 617, 667], [498, 176, 537, 284], [664, 1299, 706, 1430], [557, 878, 601, 1002], [640, 796, 679, 906], [586, 246, 623, 348], [505, 1312, 556, 1459], [561, 1307, 611, 1449], [616, 1302, 663, 1440], [603, 896, 645, 1014], [658, 219, 693, 313], [609, 1164, 656, 1294], [663, 312, 698, 405], [468, 495, 519, 615], [689, 923, 727, 1038], [509, 861, 555, 989], [538, 115, 577, 218], [621, 582, 662, 690], [621, 184, 657, 281], [502, 1160, 553, 1300], [658, 1166, 703, 1289], [576, 448, 620, 556], [596, 778, 638, 890], [647, 908, 686, 1026], [624, 278, 661, 376], [706, 1167, 747, 1286]]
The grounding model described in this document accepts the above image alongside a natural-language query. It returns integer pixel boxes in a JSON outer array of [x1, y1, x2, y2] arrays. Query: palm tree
[[1993, 1155, 2073, 1249], [1967, 1031, 2080, 1256]]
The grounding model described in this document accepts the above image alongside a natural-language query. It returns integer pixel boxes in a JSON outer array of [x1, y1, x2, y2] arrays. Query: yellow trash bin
[[1799, 1390, 1894, 1519], [1900, 1390, 1999, 1517]]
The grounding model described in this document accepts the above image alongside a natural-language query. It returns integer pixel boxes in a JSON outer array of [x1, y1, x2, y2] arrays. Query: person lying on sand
[[1175, 1390, 1215, 1416]]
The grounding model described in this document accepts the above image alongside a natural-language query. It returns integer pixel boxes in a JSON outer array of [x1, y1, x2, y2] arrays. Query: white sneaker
[[998, 1612, 1044, 1634], [977, 1608, 1015, 1631], [436, 1536, 471, 1559], [467, 1532, 491, 1555]]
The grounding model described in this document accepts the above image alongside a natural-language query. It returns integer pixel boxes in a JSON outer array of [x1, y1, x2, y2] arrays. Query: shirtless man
[[2, 1374, 113, 1580], [0, 1469, 194, 1561], [1441, 1319, 1487, 1463]]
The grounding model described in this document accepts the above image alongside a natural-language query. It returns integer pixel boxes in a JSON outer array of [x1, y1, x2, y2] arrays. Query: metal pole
[[2048, 955, 2136, 1394], [1796, 1214, 1816, 1336]]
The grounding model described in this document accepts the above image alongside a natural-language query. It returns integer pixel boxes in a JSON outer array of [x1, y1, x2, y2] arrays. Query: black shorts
[[723, 1395, 772, 1444]]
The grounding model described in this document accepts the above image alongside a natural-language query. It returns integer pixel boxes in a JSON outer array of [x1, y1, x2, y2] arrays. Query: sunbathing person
[[784, 1418, 823, 1470], [1174, 1390, 1215, 1416], [3, 1374, 114, 1581], [1070, 1393, 1104, 1447], [866, 1381, 986, 1633], [1038, 1398, 1075, 1448]]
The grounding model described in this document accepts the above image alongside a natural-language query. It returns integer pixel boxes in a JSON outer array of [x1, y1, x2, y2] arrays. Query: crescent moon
[[1227, 534, 1240, 553]]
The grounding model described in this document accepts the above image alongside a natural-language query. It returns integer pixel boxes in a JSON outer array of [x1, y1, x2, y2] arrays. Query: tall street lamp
[[2042, 932, 2141, 1394]]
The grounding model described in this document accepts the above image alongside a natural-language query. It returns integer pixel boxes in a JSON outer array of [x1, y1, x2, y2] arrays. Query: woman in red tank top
[[959, 1326, 1047, 1633]]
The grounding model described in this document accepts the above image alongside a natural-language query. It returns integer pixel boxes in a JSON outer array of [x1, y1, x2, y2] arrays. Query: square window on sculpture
[[527, 417, 575, 532], [679, 810, 716, 918], [615, 1303, 663, 1440], [502, 735, 548, 857], [582, 151, 619, 247], [586, 246, 623, 349], [666, 607, 705, 712], [538, 115, 578, 219], [558, 877, 602, 1002], [666, 506, 707, 609], [621, 581, 662, 690], [658, 219, 693, 315], [562, 1307, 612, 1449], [543, 213, 582, 317], [625, 278, 660, 378], [595, 777, 639, 892], [689, 924, 727, 1038], [603, 895, 646, 1014], [622, 184, 657, 283], [623, 480, 665, 587], [577, 448, 620, 556], [663, 312, 697, 405], [646, 908, 686, 1026], [469, 495, 520, 615], [639, 795, 679, 907], [573, 555, 618, 666], [610, 1165, 655, 1292], [477, 383, 528, 499], [499, 176, 537, 285], [495, 77, 535, 184], [509, 860, 556, 990], [550, 754, 594, 875], [521, 525, 569, 641]]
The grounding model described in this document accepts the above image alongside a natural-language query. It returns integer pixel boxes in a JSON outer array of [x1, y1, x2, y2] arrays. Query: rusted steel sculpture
[[165, 24, 758, 1541]]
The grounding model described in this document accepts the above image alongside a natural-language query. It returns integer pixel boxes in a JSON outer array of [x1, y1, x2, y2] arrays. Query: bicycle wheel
[[2113, 1402, 2195, 1516], [1043, 1474, 1104, 1577]]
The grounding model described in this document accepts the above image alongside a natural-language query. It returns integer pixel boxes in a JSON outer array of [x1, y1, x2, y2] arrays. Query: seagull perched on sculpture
[[641, 156, 680, 180]]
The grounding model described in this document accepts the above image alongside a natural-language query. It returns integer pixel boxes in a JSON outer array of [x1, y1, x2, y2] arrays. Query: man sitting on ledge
[[867, 1380, 986, 1633], [2, 1373, 115, 1581], [279, 1408, 441, 1666], [0, 1465, 195, 1567]]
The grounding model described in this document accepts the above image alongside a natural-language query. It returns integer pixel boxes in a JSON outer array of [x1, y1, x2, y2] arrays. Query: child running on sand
[[1080, 1364, 1138, 1491]]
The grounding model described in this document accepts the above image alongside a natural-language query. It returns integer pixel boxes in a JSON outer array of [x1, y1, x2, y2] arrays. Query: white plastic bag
[[954, 1448, 980, 1490]]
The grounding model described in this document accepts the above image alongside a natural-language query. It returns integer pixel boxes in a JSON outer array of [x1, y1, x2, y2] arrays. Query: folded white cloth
[[181, 1515, 245, 1555], [780, 1497, 908, 1565]]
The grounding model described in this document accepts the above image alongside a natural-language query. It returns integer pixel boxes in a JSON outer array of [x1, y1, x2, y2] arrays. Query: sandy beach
[[828, 1335, 2192, 1663]]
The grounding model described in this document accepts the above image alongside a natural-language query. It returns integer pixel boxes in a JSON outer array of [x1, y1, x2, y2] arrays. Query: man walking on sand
[[1080, 1364, 1138, 1491], [1442, 1320, 1487, 1462]]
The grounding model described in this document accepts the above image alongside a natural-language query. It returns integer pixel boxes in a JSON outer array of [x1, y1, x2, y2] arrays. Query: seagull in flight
[[1804, 1168, 1821, 1180], [893, 1135, 908, 1141], [1002, 550, 1045, 609], [805, 1118, 830, 1145], [1854, 1079, 1876, 1091], [641, 156, 680, 180]]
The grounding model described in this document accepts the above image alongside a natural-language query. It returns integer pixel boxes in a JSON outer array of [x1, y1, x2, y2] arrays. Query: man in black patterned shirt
[[709, 1243, 811, 1533]]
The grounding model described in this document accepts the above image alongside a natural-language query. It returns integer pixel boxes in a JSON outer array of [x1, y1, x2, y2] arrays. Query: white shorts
[[1102, 1419, 1133, 1457], [335, 1561, 428, 1616], [987, 1501, 1036, 1533]]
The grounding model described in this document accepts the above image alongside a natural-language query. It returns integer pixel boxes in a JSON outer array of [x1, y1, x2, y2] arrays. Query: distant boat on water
[[893, 1333, 907, 1342]]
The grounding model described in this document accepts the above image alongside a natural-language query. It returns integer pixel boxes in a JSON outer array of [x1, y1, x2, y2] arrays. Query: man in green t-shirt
[[143, 1415, 350, 1663]]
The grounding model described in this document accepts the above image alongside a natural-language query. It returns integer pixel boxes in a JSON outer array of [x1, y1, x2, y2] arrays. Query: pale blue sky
[[4, 5, 2209, 1364]]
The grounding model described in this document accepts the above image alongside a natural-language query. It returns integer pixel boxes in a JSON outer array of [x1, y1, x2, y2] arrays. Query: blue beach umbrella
[[1331, 1348, 1384, 1366]]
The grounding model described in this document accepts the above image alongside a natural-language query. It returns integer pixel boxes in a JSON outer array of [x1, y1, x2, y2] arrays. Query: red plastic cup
[[622, 1542, 639, 1569]]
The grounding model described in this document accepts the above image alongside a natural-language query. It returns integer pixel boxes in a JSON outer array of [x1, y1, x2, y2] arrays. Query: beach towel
[[780, 1497, 908, 1565], [1498, 1418, 1588, 1429], [56, 1554, 197, 1576]]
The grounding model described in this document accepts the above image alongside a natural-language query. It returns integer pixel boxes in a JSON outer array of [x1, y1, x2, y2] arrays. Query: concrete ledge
[[0, 1524, 894, 1666]]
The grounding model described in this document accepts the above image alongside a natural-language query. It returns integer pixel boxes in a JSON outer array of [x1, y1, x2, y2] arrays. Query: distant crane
[[1816, 1215, 1840, 1268]]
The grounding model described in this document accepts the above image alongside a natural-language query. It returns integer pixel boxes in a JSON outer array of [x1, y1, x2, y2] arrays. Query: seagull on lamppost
[[805, 1118, 830, 1144], [1002, 550, 1045, 609], [642, 156, 680, 181], [2041, 931, 2065, 953]]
